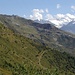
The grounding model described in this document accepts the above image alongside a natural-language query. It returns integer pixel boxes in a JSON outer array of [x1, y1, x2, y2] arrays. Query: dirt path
[[38, 50, 47, 69]]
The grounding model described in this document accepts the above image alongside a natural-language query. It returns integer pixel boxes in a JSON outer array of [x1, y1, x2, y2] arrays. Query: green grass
[[0, 22, 75, 75]]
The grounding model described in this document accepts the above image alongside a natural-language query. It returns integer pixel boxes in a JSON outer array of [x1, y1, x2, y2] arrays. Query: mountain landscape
[[61, 20, 75, 34], [0, 14, 75, 56], [0, 14, 75, 75], [35, 19, 75, 35]]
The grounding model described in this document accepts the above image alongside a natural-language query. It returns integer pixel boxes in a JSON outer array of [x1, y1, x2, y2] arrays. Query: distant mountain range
[[35, 19, 75, 34], [61, 20, 75, 34]]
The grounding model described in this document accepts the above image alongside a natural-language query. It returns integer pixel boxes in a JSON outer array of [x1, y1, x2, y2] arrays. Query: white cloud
[[29, 9, 44, 21], [29, 9, 75, 28], [71, 6, 75, 10], [55, 14, 65, 19], [66, 13, 75, 19], [29, 9, 49, 21], [45, 9, 49, 13], [24, 15, 26, 18], [71, 6, 75, 12], [45, 14, 54, 20], [50, 20, 64, 28], [45, 14, 64, 28], [45, 13, 75, 28], [57, 4, 61, 9]]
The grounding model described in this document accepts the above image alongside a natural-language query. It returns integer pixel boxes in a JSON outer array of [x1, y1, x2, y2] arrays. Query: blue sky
[[0, 0, 75, 16], [0, 0, 75, 28]]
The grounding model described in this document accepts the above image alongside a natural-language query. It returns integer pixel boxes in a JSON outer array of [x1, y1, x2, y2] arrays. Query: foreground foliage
[[0, 23, 75, 75]]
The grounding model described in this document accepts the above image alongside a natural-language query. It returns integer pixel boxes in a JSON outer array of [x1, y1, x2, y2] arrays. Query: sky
[[0, 0, 75, 28]]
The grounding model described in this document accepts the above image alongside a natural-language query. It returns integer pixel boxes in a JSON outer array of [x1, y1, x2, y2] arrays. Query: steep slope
[[61, 21, 75, 34], [0, 22, 40, 75], [0, 21, 75, 75], [0, 14, 75, 56]]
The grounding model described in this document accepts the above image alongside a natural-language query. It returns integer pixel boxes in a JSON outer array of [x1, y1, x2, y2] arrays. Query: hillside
[[0, 18, 75, 75], [0, 14, 75, 56]]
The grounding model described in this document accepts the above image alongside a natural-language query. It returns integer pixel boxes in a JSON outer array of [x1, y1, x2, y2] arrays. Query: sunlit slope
[[0, 22, 75, 75]]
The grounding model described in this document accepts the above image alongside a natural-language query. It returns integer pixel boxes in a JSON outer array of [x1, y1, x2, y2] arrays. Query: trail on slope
[[37, 50, 48, 69]]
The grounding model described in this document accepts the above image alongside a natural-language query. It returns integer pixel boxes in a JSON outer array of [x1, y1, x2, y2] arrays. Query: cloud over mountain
[[45, 8, 49, 13], [29, 9, 75, 28], [46, 13, 75, 28], [30, 9, 44, 21]]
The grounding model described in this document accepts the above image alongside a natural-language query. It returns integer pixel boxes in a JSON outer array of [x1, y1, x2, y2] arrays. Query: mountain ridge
[[0, 14, 75, 56]]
